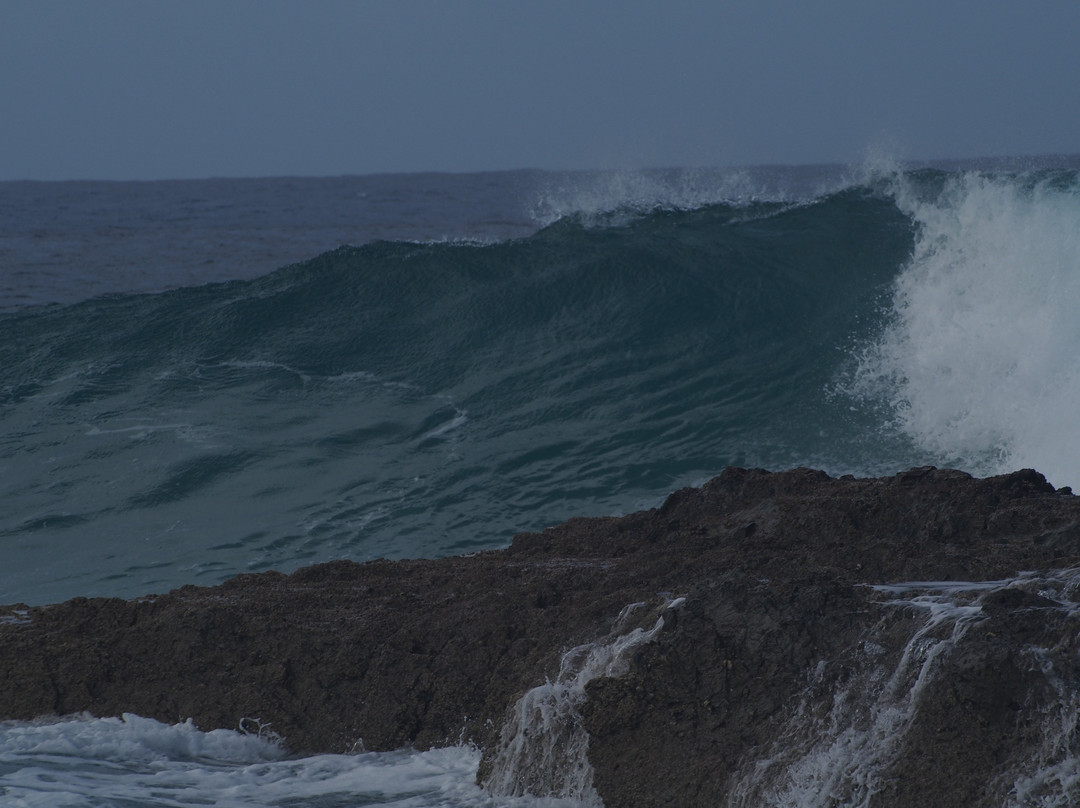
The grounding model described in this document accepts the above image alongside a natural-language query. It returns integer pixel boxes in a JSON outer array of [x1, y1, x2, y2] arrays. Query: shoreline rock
[[2, 466, 1079, 806]]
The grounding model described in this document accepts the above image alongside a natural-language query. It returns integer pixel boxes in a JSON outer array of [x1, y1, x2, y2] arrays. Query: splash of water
[[850, 168, 1080, 488]]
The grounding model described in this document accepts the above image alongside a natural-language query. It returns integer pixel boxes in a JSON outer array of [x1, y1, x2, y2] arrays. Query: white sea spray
[[850, 168, 1080, 489]]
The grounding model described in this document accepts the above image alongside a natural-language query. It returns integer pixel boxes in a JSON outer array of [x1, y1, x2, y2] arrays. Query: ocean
[[2, 157, 1079, 805]]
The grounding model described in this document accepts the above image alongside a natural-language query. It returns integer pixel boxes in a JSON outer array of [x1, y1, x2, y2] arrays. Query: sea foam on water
[[0, 713, 583, 807]]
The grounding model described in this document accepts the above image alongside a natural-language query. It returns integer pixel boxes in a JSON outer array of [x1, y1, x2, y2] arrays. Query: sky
[[1, 1, 1078, 181]]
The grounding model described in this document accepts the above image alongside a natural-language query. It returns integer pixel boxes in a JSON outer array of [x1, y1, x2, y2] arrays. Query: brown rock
[[1, 466, 1078, 806]]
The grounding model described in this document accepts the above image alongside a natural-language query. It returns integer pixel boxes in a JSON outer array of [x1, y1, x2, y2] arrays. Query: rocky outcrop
[[2, 467, 1079, 806]]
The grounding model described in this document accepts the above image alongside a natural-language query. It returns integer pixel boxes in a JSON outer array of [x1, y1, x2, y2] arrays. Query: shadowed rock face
[[2, 467, 1079, 807]]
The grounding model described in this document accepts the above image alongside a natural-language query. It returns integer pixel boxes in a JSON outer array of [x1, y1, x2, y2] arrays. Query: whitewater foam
[[850, 168, 1080, 488], [0, 713, 588, 808]]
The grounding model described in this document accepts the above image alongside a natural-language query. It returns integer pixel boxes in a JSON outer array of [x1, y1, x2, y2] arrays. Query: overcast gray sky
[[2, 1, 1077, 181]]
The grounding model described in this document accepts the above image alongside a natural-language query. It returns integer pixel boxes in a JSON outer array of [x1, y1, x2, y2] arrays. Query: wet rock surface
[[2, 466, 1080, 806]]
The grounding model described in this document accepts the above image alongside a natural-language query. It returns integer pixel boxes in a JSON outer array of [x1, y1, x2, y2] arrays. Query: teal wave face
[[0, 183, 964, 604]]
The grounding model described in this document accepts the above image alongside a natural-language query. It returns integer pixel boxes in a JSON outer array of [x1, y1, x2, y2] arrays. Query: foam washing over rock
[[484, 603, 665, 802], [723, 577, 1070, 807]]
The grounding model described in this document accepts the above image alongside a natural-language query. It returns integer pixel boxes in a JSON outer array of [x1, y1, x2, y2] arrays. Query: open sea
[[2, 157, 1079, 805]]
